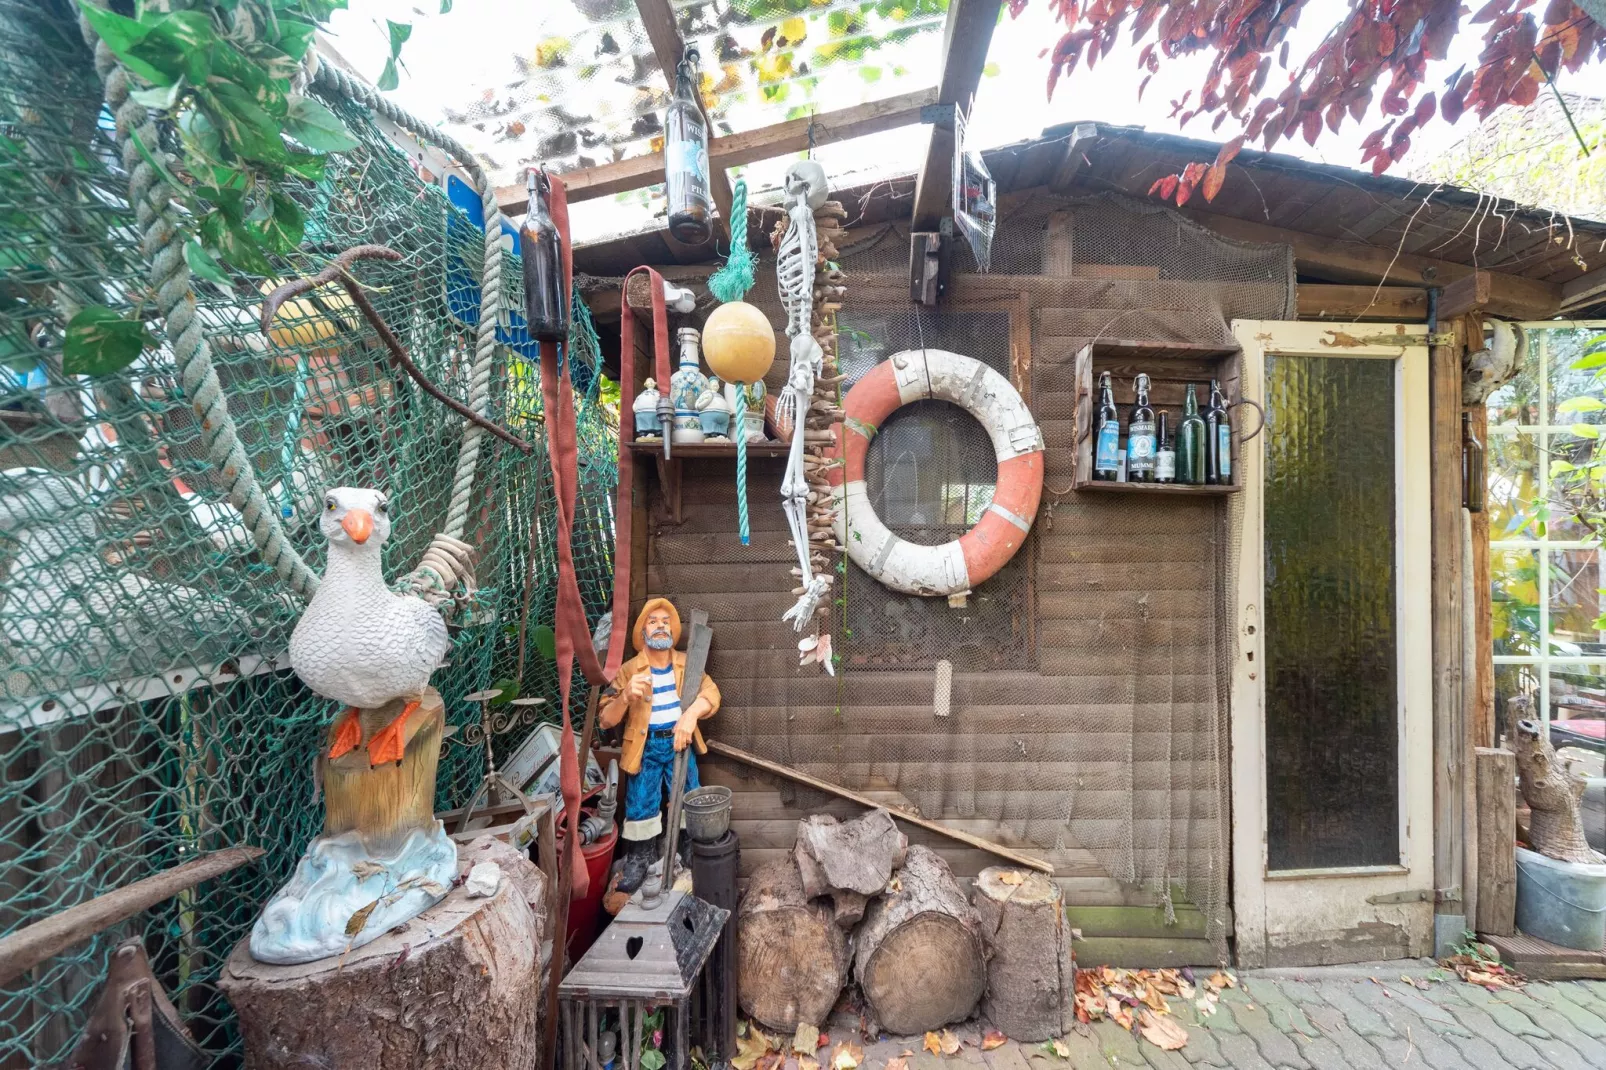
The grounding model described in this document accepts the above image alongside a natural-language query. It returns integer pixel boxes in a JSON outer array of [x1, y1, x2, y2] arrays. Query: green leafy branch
[[64, 0, 378, 374]]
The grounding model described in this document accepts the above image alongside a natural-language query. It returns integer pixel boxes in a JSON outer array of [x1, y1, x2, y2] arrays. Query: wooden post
[[1468, 401, 1495, 747], [1474, 748, 1517, 936], [1431, 318, 1467, 955]]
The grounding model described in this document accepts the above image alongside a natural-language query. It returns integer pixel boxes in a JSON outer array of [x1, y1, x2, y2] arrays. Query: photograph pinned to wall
[[951, 109, 996, 273]]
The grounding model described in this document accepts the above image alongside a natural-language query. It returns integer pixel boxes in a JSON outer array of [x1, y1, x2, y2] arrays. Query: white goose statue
[[288, 486, 451, 766]]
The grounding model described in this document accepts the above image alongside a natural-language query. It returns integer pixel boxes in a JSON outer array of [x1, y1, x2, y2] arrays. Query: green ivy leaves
[[62, 306, 153, 376], [73, 0, 362, 278]]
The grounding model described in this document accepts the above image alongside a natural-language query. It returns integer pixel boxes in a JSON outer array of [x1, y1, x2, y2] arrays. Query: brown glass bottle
[[519, 169, 568, 343], [664, 47, 713, 246]]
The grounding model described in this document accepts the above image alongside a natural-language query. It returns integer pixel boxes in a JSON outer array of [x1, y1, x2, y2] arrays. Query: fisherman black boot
[[616, 837, 653, 894]]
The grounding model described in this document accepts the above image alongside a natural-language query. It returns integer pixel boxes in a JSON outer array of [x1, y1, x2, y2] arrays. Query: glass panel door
[[1262, 354, 1399, 870]]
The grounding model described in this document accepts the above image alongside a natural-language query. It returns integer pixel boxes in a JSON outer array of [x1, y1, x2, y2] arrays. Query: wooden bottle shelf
[[626, 438, 790, 524], [1070, 339, 1246, 494]]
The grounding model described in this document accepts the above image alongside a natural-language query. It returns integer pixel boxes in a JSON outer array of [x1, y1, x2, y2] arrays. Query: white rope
[[78, 4, 320, 600]]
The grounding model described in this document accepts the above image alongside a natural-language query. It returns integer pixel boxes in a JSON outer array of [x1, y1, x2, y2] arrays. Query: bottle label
[[1095, 421, 1120, 473], [1117, 449, 1128, 482], [1128, 419, 1156, 473], [668, 136, 710, 200], [1218, 424, 1232, 478], [1156, 450, 1176, 480]]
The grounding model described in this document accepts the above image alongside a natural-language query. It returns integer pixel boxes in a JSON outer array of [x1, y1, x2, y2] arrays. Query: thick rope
[[77, 5, 320, 601], [734, 388, 750, 545], [311, 62, 503, 544], [707, 178, 757, 546]]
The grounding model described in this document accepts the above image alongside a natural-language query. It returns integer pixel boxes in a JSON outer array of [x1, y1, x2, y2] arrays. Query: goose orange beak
[[342, 509, 374, 544]]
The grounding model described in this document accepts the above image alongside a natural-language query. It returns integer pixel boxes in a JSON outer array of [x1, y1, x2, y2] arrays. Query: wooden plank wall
[[629, 202, 1292, 960]]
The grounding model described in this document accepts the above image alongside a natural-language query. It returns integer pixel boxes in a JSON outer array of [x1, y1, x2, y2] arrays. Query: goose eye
[[325, 498, 336, 511], [376, 500, 389, 515]]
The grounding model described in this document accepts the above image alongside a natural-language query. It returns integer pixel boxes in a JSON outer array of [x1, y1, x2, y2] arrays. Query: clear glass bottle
[[1127, 373, 1157, 483], [519, 168, 568, 343], [1155, 410, 1176, 484], [664, 47, 713, 246]]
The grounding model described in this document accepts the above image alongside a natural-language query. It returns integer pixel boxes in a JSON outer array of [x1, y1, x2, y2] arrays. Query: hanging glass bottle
[[664, 47, 713, 246], [519, 168, 568, 343]]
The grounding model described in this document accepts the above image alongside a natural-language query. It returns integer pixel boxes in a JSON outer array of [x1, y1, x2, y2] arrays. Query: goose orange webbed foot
[[366, 700, 420, 766], [328, 707, 362, 759]]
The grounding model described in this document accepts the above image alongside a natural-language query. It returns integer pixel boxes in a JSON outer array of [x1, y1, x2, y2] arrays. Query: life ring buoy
[[827, 349, 1044, 597]]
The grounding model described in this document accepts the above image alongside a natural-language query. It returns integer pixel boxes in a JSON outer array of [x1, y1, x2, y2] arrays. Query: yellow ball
[[701, 301, 776, 384]]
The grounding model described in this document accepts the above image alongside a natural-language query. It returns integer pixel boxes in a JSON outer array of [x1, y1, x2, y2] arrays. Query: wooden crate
[[1070, 340, 1244, 494]]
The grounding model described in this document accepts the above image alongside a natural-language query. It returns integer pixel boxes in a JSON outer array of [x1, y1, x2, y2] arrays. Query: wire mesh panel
[[0, 3, 615, 1065]]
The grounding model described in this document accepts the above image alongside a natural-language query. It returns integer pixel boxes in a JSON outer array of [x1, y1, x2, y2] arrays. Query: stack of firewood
[[737, 810, 988, 1037]]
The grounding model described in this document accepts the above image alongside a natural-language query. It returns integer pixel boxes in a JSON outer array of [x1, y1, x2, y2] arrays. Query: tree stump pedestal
[[220, 838, 547, 1070], [972, 866, 1074, 1041]]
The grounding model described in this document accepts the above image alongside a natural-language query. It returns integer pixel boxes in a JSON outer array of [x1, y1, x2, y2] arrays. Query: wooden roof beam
[[909, 0, 1003, 230], [1561, 264, 1606, 313], [1181, 208, 1561, 319], [634, 0, 734, 248], [495, 90, 938, 217]]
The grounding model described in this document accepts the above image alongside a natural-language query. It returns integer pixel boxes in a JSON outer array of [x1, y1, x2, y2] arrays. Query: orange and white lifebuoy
[[827, 349, 1044, 597]]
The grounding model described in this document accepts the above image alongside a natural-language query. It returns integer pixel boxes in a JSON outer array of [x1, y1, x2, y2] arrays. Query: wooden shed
[[549, 113, 1606, 968]]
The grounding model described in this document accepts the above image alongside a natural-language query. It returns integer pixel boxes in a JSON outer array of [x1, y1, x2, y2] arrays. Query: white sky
[[323, 0, 1601, 240]]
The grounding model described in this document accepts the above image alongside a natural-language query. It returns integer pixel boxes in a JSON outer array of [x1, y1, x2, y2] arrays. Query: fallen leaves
[[829, 1041, 862, 1070], [923, 1030, 960, 1056], [981, 1030, 1007, 1051], [1071, 965, 1235, 1050], [1138, 1009, 1188, 1051], [345, 899, 379, 936], [883, 1057, 908, 1070], [1440, 939, 1525, 990], [792, 1024, 818, 1055], [998, 871, 1026, 886], [1039, 1038, 1070, 1059], [732, 1025, 777, 1070]]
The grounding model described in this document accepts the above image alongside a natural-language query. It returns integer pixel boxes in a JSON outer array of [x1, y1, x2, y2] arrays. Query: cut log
[[972, 867, 1074, 1041], [1512, 714, 1598, 864], [793, 810, 907, 928], [737, 857, 849, 1032], [220, 836, 547, 1070], [853, 845, 985, 1035]]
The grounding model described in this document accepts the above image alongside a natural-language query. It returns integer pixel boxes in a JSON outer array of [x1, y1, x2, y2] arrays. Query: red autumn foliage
[[1032, 0, 1606, 205]]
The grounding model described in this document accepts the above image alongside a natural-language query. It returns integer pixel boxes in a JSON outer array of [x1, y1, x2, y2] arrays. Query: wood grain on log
[[972, 867, 1074, 1041], [854, 846, 985, 1035], [220, 836, 546, 1070], [737, 857, 849, 1031]]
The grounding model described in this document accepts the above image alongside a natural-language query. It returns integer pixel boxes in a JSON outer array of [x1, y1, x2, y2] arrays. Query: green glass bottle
[[1178, 384, 1207, 486]]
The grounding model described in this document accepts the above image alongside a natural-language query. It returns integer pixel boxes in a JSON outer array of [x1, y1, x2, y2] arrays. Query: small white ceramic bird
[[289, 487, 449, 766]]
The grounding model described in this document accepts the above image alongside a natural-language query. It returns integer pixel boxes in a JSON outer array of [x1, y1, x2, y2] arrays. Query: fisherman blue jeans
[[622, 730, 699, 841]]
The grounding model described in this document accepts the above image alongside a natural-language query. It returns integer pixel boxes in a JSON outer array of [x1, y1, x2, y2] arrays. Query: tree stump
[[971, 867, 1073, 1041], [221, 836, 546, 1070], [854, 846, 985, 1035], [736, 857, 849, 1032]]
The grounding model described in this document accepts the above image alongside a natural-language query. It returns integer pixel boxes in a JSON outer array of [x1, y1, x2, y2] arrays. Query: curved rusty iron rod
[[262, 244, 535, 454]]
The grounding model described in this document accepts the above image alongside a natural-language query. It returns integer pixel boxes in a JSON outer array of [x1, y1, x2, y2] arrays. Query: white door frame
[[1230, 320, 1435, 968]]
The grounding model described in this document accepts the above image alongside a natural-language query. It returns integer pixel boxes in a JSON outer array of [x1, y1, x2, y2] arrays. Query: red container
[[556, 821, 618, 961]]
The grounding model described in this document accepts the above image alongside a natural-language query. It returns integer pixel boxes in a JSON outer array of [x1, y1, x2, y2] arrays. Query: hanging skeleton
[[772, 161, 848, 667]]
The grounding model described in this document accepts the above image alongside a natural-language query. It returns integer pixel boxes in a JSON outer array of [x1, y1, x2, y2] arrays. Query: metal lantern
[[558, 889, 729, 1070]]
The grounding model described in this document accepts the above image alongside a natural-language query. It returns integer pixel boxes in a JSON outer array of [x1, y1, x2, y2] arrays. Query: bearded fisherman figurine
[[599, 598, 720, 892]]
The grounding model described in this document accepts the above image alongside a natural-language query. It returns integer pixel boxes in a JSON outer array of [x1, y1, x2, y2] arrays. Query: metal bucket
[[682, 786, 732, 844], [1515, 846, 1606, 951]]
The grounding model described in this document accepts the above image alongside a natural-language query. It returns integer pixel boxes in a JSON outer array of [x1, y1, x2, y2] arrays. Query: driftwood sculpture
[[1512, 712, 1599, 864]]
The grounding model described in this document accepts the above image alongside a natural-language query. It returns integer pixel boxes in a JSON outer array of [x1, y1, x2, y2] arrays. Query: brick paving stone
[[1486, 987, 1606, 1066], [1220, 994, 1307, 1068], [1432, 991, 1563, 1070], [1543, 980, 1606, 1035], [1095, 1021, 1150, 1068], [1136, 1041, 1191, 1070], [1309, 981, 1396, 1039], [1376, 980, 1472, 1033], [1449, 977, 1553, 1038], [1052, 1027, 1117, 1070], [1209, 1031, 1276, 1070], [1281, 1031, 1353, 1070], [1235, 980, 1316, 1039]]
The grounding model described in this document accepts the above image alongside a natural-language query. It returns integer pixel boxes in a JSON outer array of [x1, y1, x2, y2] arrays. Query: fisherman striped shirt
[[647, 664, 680, 726]]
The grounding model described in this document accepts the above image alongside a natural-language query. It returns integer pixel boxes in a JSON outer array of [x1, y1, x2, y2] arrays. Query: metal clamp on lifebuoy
[[827, 349, 1045, 597]]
